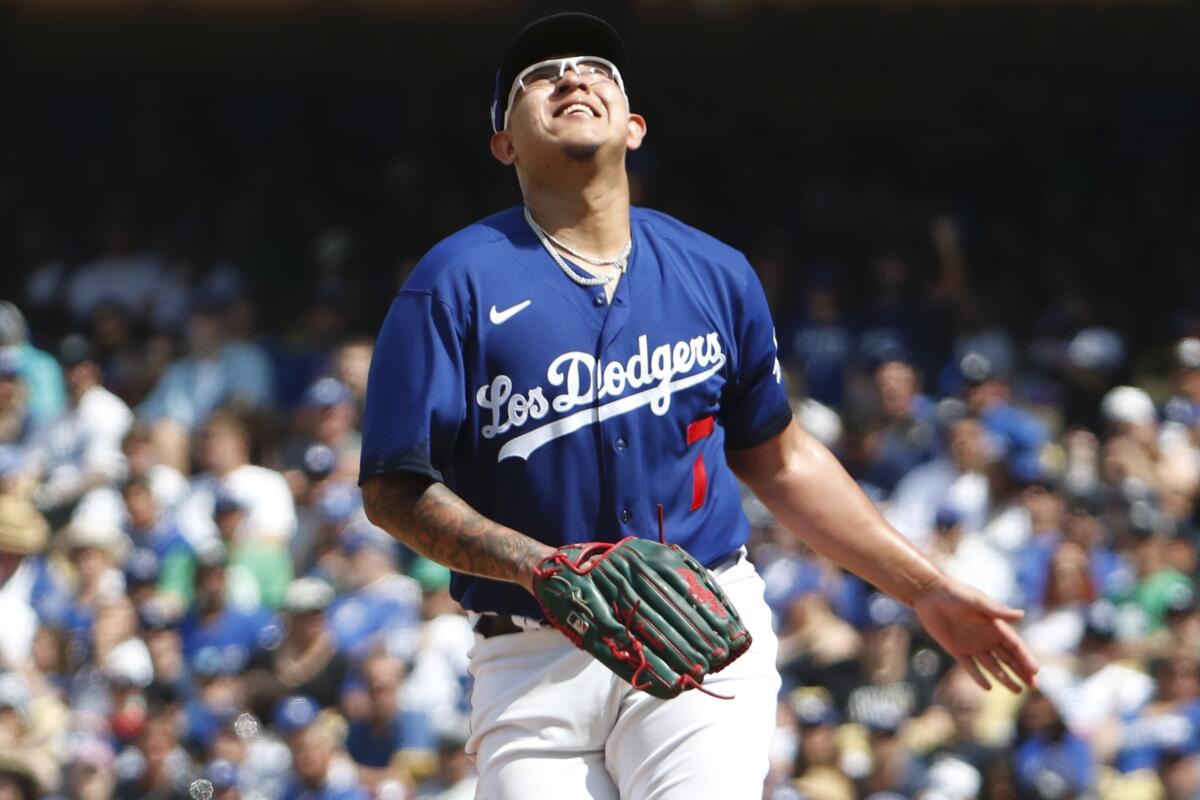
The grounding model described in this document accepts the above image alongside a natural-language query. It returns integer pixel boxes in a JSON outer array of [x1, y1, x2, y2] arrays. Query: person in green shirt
[[1118, 499, 1195, 633], [213, 488, 293, 610]]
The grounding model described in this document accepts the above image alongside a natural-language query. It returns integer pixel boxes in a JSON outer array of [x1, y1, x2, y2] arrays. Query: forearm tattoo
[[362, 474, 549, 587]]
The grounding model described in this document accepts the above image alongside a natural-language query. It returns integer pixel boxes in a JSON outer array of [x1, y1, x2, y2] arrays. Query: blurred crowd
[[0, 86, 1199, 800]]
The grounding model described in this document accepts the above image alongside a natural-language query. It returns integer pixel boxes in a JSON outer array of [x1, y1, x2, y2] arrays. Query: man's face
[[66, 362, 99, 401], [492, 55, 645, 168], [948, 418, 985, 472], [875, 361, 916, 421], [122, 485, 157, 530], [0, 374, 19, 411], [201, 422, 248, 473], [290, 727, 333, 787]]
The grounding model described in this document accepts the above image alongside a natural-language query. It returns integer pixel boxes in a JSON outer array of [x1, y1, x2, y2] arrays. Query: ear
[[490, 131, 517, 165], [625, 113, 648, 151]]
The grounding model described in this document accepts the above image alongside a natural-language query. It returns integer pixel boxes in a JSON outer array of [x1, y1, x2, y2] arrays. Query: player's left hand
[[911, 575, 1038, 693]]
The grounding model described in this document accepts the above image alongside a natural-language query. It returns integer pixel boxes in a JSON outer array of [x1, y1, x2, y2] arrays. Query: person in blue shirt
[[324, 522, 420, 659], [138, 290, 274, 433], [122, 477, 196, 605], [857, 348, 939, 497], [780, 266, 854, 409], [343, 652, 436, 778], [1116, 652, 1200, 774], [957, 351, 1048, 459], [179, 540, 281, 662], [181, 644, 251, 752], [357, 13, 1038, 799], [274, 696, 370, 800], [1013, 691, 1094, 798]]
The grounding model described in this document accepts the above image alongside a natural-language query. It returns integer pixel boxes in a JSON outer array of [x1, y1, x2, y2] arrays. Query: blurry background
[[2, 1, 1200, 799]]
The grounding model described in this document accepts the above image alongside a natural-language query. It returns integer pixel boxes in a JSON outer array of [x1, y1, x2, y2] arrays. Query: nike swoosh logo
[[489, 300, 532, 325]]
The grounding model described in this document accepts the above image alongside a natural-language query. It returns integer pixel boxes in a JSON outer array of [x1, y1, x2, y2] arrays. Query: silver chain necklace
[[524, 207, 632, 287]]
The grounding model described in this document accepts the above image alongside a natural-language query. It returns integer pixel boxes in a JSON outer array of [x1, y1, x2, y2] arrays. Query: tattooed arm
[[362, 472, 555, 593]]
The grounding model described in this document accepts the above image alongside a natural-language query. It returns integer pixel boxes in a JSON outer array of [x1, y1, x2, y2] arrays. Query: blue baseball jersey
[[360, 205, 792, 618]]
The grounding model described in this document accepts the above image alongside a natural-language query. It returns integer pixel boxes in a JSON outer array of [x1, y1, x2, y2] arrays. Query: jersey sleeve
[[720, 262, 793, 449], [359, 291, 467, 485]]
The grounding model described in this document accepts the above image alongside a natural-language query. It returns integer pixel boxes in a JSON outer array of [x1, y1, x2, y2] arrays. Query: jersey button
[[593, 294, 605, 306], [620, 508, 632, 524], [614, 437, 626, 452]]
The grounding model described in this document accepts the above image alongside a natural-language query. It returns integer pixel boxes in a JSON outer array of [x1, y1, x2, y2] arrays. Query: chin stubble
[[564, 143, 601, 162]]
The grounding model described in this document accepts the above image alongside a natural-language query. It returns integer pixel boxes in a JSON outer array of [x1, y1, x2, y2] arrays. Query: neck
[[522, 166, 631, 260]]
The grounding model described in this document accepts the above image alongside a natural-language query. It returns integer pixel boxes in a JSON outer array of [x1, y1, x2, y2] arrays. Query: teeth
[[563, 104, 594, 117]]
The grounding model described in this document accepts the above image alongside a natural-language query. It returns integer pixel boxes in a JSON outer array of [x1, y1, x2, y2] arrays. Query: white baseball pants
[[464, 554, 780, 799]]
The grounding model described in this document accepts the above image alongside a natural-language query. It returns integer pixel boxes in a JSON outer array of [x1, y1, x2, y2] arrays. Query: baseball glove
[[530, 530, 752, 700]]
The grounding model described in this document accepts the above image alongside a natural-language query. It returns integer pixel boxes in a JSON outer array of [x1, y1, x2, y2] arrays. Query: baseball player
[[359, 13, 1038, 799]]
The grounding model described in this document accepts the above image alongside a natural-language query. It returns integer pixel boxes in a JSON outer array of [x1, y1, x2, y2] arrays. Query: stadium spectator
[[56, 736, 117, 800], [274, 696, 369, 800], [927, 503, 1016, 606], [0, 303, 65, 424], [330, 337, 374, 417], [781, 267, 852, 410], [58, 520, 130, 649], [343, 652, 436, 789], [396, 560, 473, 741], [251, 577, 350, 711], [121, 478, 195, 607], [1101, 386, 1199, 520], [0, 353, 35, 452], [212, 488, 292, 610], [179, 540, 281, 663], [119, 423, 190, 512], [855, 350, 938, 497], [178, 410, 297, 547], [0, 498, 49, 666], [325, 522, 420, 659], [789, 689, 853, 800], [1164, 338, 1200, 436], [886, 414, 991, 548], [1114, 652, 1200, 777], [138, 291, 274, 468], [113, 704, 192, 799], [281, 378, 360, 479], [29, 336, 132, 529]]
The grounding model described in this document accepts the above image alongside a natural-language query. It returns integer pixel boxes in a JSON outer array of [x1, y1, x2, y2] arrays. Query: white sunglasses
[[502, 55, 628, 131]]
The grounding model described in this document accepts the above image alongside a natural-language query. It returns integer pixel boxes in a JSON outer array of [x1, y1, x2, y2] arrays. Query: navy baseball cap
[[191, 645, 249, 679], [316, 483, 361, 524], [124, 548, 162, 585], [340, 519, 399, 558], [958, 352, 996, 385], [303, 378, 352, 410], [205, 759, 239, 790], [789, 689, 841, 728], [273, 695, 320, 734], [491, 12, 630, 133], [934, 504, 963, 530], [302, 443, 338, 479], [57, 334, 95, 369]]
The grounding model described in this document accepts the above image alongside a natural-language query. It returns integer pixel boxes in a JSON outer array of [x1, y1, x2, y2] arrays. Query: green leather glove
[[531, 536, 752, 699]]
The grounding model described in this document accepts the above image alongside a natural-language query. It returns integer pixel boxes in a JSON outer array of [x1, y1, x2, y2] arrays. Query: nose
[[552, 67, 590, 95]]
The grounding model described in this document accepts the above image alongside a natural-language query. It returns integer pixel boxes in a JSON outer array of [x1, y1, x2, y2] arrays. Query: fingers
[[977, 650, 1022, 693], [995, 626, 1040, 689], [957, 654, 992, 692]]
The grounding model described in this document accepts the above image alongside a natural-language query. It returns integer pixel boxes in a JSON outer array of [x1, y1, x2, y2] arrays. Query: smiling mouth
[[555, 103, 598, 118]]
